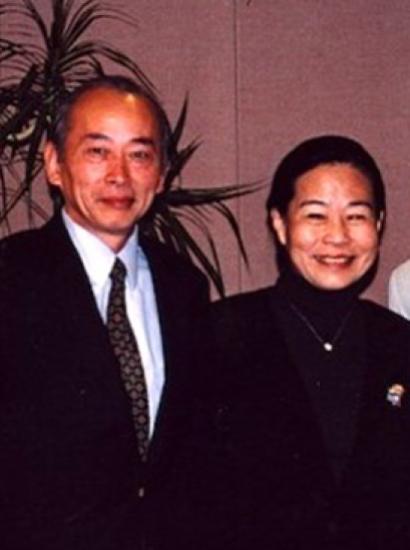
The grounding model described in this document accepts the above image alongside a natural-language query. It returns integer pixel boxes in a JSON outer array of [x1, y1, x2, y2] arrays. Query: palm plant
[[0, 0, 257, 295]]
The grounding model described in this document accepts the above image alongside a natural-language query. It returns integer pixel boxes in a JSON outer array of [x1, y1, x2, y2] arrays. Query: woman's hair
[[266, 135, 386, 221]]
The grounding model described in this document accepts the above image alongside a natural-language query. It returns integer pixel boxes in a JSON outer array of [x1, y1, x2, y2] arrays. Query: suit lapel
[[41, 215, 111, 356], [350, 302, 401, 451], [341, 301, 410, 494], [140, 241, 191, 467], [37, 216, 135, 420], [45, 222, 198, 468]]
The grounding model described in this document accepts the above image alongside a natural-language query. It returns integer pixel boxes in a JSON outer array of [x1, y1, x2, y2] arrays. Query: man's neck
[[61, 208, 139, 253]]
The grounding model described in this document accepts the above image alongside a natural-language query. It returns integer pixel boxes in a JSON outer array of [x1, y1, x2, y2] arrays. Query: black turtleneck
[[274, 269, 366, 483]]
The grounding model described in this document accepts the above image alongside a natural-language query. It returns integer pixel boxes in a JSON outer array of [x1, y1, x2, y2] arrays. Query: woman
[[211, 135, 410, 550]]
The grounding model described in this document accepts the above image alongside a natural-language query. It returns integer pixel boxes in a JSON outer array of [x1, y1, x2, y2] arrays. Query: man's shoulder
[[210, 285, 276, 345], [1, 225, 42, 251], [0, 216, 62, 256], [0, 227, 46, 303], [0, 226, 46, 271], [0, 217, 67, 286], [141, 236, 208, 289]]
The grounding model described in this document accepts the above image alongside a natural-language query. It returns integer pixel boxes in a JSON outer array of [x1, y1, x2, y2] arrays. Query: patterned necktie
[[106, 258, 150, 461]]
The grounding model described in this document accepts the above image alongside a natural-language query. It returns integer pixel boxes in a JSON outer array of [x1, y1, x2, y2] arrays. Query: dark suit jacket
[[207, 285, 410, 550], [0, 214, 209, 550]]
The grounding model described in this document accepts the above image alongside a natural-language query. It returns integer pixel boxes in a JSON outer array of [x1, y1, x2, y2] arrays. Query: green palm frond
[[0, 0, 154, 223], [162, 183, 260, 207]]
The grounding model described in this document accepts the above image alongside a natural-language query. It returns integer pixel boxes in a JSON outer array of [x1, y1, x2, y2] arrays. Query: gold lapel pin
[[386, 384, 406, 408]]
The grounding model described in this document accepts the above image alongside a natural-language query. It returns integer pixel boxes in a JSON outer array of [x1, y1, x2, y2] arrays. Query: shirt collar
[[62, 210, 140, 290]]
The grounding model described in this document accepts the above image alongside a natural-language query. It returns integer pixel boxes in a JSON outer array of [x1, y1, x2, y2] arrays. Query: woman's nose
[[323, 217, 350, 244]]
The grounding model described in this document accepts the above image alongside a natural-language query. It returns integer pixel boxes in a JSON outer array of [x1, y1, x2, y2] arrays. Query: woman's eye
[[347, 212, 371, 222]]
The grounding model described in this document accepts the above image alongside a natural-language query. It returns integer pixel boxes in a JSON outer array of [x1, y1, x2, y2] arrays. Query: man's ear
[[43, 142, 63, 188], [270, 209, 288, 246], [155, 173, 165, 195]]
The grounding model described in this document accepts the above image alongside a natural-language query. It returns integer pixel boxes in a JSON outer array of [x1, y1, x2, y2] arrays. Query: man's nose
[[106, 155, 128, 185]]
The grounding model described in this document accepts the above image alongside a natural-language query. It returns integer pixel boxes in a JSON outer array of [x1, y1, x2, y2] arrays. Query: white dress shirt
[[62, 210, 165, 437], [389, 258, 410, 321]]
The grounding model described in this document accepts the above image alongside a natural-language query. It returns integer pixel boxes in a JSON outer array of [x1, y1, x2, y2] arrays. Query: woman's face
[[271, 163, 383, 290]]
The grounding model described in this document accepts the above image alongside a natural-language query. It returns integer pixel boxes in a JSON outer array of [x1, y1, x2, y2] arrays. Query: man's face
[[44, 88, 164, 252], [271, 163, 382, 290]]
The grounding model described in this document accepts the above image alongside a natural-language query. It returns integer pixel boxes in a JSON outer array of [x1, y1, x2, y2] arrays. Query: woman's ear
[[376, 211, 385, 235], [270, 209, 288, 246]]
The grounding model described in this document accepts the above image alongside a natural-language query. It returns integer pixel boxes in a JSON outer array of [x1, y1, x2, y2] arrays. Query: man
[[0, 76, 209, 550]]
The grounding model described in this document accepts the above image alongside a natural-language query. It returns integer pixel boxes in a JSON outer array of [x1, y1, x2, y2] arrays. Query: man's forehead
[[70, 87, 151, 113], [66, 87, 159, 138]]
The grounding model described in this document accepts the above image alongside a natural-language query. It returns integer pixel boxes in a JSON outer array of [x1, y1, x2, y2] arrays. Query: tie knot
[[110, 258, 127, 283]]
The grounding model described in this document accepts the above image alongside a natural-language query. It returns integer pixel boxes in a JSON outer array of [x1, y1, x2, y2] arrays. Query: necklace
[[288, 302, 355, 352]]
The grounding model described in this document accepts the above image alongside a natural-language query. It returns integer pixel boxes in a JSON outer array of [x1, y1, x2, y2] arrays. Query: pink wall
[[2, 0, 410, 303]]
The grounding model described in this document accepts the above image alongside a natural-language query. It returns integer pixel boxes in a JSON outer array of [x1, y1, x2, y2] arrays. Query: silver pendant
[[289, 301, 355, 354]]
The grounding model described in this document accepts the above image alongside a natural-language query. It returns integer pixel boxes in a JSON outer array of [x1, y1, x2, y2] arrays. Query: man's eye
[[306, 212, 326, 220], [129, 150, 152, 161], [86, 147, 108, 159]]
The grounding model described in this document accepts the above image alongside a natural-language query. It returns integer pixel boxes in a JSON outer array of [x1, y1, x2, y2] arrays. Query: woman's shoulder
[[211, 285, 277, 319], [360, 298, 410, 341], [210, 285, 280, 342], [360, 298, 410, 324]]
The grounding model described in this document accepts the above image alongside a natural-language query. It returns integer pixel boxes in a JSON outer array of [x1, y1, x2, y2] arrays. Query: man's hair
[[266, 134, 386, 222], [48, 74, 172, 169]]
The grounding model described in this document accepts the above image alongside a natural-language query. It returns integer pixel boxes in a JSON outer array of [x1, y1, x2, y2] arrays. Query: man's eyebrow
[[299, 199, 326, 207], [129, 137, 156, 148], [82, 132, 110, 142], [81, 133, 156, 148]]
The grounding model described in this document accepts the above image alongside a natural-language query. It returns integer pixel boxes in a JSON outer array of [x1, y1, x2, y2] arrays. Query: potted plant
[[0, 0, 257, 295]]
